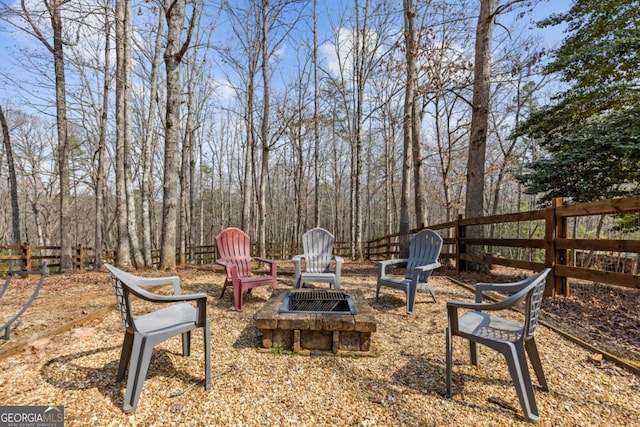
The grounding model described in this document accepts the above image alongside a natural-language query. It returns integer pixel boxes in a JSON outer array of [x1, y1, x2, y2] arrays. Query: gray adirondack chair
[[445, 268, 551, 423], [375, 229, 442, 314], [105, 264, 211, 413], [292, 227, 344, 289]]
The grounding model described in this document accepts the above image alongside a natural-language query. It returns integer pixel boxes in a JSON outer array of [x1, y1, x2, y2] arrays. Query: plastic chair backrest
[[216, 227, 253, 278], [302, 228, 335, 273], [406, 229, 443, 280], [106, 265, 134, 331], [523, 269, 549, 340]]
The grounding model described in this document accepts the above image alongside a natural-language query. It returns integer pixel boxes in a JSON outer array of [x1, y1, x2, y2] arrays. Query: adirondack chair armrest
[[378, 258, 408, 277], [215, 259, 232, 268], [291, 255, 304, 278], [254, 257, 277, 276], [333, 255, 344, 273], [254, 256, 276, 265], [412, 261, 441, 275], [215, 259, 240, 281], [215, 259, 236, 271]]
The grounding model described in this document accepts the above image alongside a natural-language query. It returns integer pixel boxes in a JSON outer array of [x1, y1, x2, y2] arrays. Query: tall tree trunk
[[179, 114, 191, 266], [352, 0, 366, 261], [242, 102, 254, 231], [51, 2, 73, 272], [0, 105, 21, 245], [160, 0, 193, 270], [258, 0, 270, 258], [412, 98, 426, 229], [464, 0, 497, 270], [115, 0, 131, 266], [406, 0, 426, 230], [94, 1, 110, 270], [141, 8, 164, 267], [312, 0, 320, 227], [122, 0, 144, 268], [399, 0, 415, 258]]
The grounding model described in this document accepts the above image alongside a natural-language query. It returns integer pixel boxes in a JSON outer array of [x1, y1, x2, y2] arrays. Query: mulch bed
[[0, 262, 638, 426]]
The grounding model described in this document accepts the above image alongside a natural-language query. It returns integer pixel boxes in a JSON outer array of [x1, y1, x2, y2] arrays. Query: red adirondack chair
[[215, 227, 278, 311]]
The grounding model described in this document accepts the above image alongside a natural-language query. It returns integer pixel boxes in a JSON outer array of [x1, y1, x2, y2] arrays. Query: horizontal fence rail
[[2, 197, 640, 297], [365, 197, 640, 296]]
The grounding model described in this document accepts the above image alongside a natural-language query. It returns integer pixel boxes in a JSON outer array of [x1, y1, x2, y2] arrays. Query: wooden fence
[[365, 197, 640, 296], [2, 197, 640, 297], [0, 240, 352, 274]]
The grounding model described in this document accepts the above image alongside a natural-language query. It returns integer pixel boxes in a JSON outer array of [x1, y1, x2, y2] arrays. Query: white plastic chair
[[292, 227, 344, 289], [445, 268, 551, 423], [105, 264, 211, 413]]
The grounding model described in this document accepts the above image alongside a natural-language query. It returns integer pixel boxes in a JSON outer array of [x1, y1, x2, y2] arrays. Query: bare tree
[[115, 0, 130, 266], [12, 117, 57, 246], [8, 1, 74, 271], [464, 0, 534, 270], [399, 0, 417, 257], [159, 0, 195, 270], [312, 0, 320, 227], [0, 105, 21, 244], [324, 0, 393, 259], [94, 0, 110, 269], [114, 0, 144, 267], [138, 7, 164, 268]]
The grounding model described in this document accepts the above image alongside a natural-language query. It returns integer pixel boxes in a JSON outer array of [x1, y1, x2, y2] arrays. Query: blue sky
[[0, 0, 573, 111]]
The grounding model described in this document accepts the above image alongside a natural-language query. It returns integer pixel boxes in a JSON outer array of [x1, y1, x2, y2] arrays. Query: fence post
[[23, 242, 32, 272], [77, 245, 85, 272], [554, 198, 569, 295], [456, 214, 465, 274], [545, 198, 568, 296]]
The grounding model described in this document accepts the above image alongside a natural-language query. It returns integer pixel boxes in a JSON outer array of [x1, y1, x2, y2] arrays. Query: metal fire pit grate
[[279, 290, 357, 314]]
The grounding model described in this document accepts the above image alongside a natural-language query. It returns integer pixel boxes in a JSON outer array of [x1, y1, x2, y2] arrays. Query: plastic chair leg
[[117, 332, 134, 382], [525, 338, 548, 391], [123, 336, 154, 413], [233, 284, 243, 311], [204, 321, 211, 390], [469, 341, 478, 366], [504, 344, 540, 423], [445, 328, 453, 397], [406, 282, 417, 314], [182, 331, 191, 357]]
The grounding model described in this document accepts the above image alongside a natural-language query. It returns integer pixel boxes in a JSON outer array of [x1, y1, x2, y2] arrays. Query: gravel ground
[[0, 264, 638, 426]]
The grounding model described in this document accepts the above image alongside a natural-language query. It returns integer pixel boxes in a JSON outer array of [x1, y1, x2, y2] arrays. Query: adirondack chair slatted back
[[303, 228, 335, 273], [406, 229, 443, 281], [216, 227, 253, 278]]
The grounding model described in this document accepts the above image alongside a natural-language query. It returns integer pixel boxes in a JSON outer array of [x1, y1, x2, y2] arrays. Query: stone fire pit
[[254, 289, 377, 356]]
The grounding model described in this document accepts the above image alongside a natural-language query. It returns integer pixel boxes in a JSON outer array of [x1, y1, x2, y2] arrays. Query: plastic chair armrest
[[378, 258, 408, 277], [413, 262, 441, 274], [128, 284, 207, 305]]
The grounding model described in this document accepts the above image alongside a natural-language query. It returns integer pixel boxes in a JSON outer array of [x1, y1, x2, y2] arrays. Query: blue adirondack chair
[[375, 229, 442, 314]]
